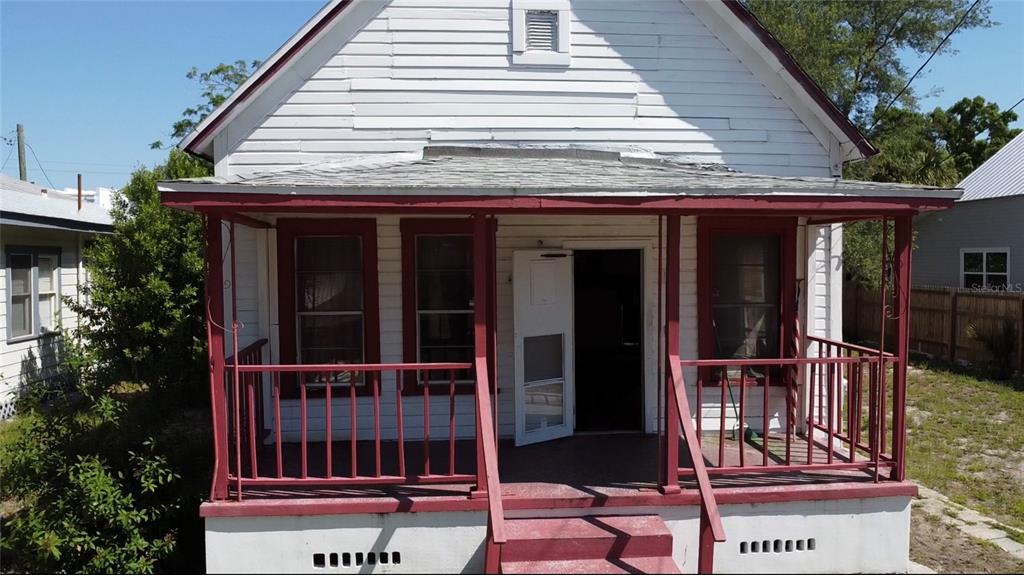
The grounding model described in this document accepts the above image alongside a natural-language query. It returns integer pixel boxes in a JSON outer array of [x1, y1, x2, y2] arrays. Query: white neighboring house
[[0, 173, 114, 418]]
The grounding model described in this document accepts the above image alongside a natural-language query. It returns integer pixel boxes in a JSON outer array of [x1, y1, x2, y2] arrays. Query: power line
[[24, 141, 56, 189], [869, 0, 982, 132], [1009, 96, 1024, 113], [0, 144, 14, 173]]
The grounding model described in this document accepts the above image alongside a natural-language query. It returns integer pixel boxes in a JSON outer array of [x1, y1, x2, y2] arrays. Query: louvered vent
[[525, 10, 558, 51]]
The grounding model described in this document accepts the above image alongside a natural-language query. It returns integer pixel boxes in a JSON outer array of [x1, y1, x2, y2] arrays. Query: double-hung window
[[961, 249, 1009, 289], [6, 248, 60, 341], [401, 219, 482, 389], [277, 219, 379, 394], [698, 219, 796, 386]]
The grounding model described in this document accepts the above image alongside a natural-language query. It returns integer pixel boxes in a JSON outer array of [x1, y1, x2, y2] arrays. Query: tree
[[2, 61, 255, 573], [744, 0, 992, 124], [150, 59, 260, 149], [929, 96, 1022, 176]]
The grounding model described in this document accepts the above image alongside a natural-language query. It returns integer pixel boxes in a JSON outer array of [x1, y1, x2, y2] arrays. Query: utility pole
[[16, 123, 28, 181]]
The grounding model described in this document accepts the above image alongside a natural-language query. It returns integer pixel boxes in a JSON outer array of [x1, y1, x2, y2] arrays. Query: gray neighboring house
[[914, 132, 1024, 290], [0, 174, 114, 418]]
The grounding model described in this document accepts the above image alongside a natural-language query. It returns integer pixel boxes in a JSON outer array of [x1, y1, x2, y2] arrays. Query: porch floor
[[228, 432, 893, 504]]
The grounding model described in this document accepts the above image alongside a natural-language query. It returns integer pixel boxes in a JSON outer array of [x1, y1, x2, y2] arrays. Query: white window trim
[[959, 247, 1010, 289], [5, 246, 62, 343], [512, 0, 571, 66]]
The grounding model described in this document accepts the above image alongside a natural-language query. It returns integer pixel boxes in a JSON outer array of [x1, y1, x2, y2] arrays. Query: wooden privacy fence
[[844, 281, 1024, 372]]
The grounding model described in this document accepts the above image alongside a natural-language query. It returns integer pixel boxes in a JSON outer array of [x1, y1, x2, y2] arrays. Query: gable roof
[[956, 132, 1024, 202], [180, 0, 877, 162], [1, 174, 114, 233]]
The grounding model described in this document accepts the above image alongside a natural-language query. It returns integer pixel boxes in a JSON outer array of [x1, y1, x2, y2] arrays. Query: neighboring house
[[159, 1, 959, 573], [0, 174, 114, 418], [914, 131, 1024, 290]]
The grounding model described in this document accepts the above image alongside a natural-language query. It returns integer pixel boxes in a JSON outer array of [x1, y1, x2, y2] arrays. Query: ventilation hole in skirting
[[315, 550, 403, 569], [739, 538, 817, 555]]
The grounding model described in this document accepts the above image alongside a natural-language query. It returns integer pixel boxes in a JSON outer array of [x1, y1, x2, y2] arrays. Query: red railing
[[675, 337, 899, 480], [221, 355, 477, 499]]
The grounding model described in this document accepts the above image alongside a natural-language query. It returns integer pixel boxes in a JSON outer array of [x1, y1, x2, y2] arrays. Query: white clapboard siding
[[256, 214, 818, 440], [220, 0, 833, 177]]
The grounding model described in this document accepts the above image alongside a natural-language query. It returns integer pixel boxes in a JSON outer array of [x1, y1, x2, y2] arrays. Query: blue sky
[[1, 0, 1022, 190]]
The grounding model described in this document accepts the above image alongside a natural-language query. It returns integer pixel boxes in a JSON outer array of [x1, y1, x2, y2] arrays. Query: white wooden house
[[159, 1, 961, 573], [1, 174, 114, 418]]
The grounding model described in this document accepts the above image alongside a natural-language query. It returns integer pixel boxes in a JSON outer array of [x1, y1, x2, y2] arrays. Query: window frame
[[511, 0, 572, 66], [277, 219, 380, 398], [697, 218, 797, 388], [960, 247, 1010, 289], [400, 218, 495, 395], [5, 245, 62, 343]]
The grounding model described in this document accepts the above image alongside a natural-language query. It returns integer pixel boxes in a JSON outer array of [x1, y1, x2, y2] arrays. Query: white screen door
[[513, 250, 574, 446]]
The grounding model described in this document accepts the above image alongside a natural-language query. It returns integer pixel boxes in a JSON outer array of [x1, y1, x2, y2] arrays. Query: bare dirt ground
[[912, 510, 1024, 574]]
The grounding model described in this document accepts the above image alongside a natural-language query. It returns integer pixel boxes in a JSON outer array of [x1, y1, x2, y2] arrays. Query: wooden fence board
[[844, 281, 1024, 372]]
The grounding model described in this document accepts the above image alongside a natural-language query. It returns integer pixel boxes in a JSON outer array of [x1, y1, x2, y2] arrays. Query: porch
[[160, 147, 957, 573]]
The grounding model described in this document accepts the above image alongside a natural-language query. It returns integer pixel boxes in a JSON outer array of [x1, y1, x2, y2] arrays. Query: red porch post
[[473, 214, 492, 496], [204, 215, 229, 500], [891, 215, 913, 481], [662, 214, 681, 494]]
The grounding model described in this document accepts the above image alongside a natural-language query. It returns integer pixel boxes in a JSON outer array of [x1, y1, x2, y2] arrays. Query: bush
[[966, 319, 1019, 380]]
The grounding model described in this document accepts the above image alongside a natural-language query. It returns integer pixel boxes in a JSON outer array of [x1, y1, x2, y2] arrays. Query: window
[[512, 0, 571, 66], [6, 248, 60, 341], [401, 219, 495, 392], [962, 249, 1009, 289], [711, 234, 781, 360], [296, 236, 365, 381], [697, 219, 796, 386], [277, 219, 379, 395], [403, 220, 475, 386]]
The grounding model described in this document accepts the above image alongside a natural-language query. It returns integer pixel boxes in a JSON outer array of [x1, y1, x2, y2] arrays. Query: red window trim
[[277, 218, 380, 398], [697, 217, 797, 388], [400, 218, 495, 395]]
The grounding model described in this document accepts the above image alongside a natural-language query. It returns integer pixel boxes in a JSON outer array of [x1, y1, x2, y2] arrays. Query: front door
[[513, 250, 574, 446], [573, 249, 644, 432]]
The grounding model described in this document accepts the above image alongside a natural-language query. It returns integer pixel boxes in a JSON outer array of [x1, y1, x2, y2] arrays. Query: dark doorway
[[573, 249, 644, 432]]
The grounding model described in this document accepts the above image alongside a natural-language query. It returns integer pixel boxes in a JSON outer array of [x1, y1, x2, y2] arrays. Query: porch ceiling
[[161, 145, 961, 202]]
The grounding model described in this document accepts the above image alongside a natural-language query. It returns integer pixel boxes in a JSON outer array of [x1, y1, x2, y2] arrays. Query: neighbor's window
[[962, 249, 1009, 289], [415, 235, 474, 382], [711, 234, 781, 360], [7, 249, 60, 340], [296, 236, 364, 383]]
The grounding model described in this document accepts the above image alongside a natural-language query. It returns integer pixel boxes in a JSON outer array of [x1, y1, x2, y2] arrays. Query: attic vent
[[525, 10, 558, 51]]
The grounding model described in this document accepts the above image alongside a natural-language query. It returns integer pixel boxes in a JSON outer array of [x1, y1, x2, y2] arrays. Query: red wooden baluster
[[785, 361, 792, 466], [762, 365, 770, 467], [247, 373, 258, 479], [233, 371, 242, 493], [696, 368, 703, 438], [274, 372, 282, 479], [449, 369, 456, 477], [738, 368, 746, 468], [827, 360, 835, 465], [300, 378, 308, 479], [373, 371, 381, 478], [325, 371, 332, 479], [350, 372, 357, 479], [807, 359, 816, 465], [396, 370, 406, 478], [423, 369, 431, 477], [718, 367, 727, 468]]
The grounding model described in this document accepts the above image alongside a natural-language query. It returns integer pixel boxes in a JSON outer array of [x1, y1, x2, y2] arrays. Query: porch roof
[[161, 145, 961, 200]]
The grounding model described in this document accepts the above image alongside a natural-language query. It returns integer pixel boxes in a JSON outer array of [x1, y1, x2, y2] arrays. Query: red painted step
[[499, 515, 680, 574], [500, 556, 681, 574]]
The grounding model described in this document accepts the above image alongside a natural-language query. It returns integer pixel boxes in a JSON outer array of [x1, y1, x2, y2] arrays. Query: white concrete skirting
[[205, 496, 912, 574]]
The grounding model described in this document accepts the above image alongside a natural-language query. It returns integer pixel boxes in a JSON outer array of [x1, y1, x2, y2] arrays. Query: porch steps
[[499, 515, 681, 574]]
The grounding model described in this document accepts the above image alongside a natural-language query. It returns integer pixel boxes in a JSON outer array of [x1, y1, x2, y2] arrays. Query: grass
[[911, 512, 1024, 574], [905, 360, 1024, 531]]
